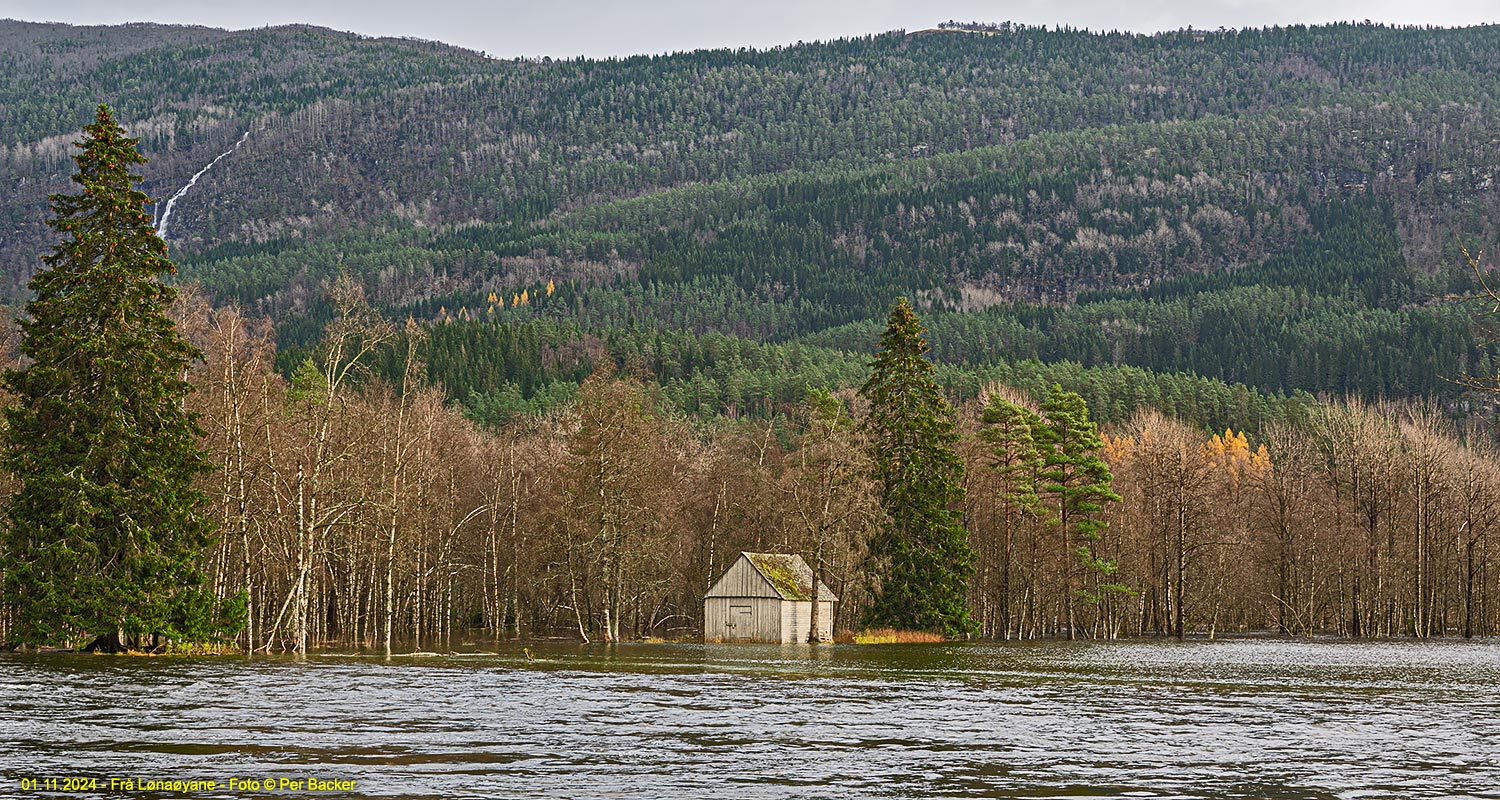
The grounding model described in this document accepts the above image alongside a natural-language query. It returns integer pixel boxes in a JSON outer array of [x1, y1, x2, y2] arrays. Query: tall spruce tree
[[0, 105, 234, 650], [1035, 385, 1122, 640], [859, 298, 975, 637]]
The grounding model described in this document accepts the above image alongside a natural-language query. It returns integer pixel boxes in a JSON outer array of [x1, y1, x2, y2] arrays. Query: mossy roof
[[743, 552, 838, 602]]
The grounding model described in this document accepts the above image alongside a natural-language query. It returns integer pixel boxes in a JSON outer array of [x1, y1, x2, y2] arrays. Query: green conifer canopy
[[0, 104, 237, 649], [859, 298, 975, 637]]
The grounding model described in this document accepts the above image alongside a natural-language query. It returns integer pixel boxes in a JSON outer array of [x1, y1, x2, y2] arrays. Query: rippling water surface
[[3, 640, 1498, 798]]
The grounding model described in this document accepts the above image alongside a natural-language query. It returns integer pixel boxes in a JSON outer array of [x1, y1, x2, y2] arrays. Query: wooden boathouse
[[704, 552, 837, 643]]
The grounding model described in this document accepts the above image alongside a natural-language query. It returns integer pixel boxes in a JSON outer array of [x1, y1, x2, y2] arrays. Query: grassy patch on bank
[[850, 629, 947, 644]]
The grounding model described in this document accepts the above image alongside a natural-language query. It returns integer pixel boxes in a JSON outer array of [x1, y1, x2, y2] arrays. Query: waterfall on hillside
[[155, 130, 251, 241]]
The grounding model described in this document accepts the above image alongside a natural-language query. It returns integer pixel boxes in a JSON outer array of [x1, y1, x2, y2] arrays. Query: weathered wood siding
[[704, 596, 783, 642], [780, 601, 807, 643], [814, 600, 834, 642], [778, 600, 836, 643], [705, 556, 780, 599]]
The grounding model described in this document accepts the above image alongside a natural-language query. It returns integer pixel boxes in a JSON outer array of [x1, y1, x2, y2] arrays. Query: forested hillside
[[3, 19, 1499, 418]]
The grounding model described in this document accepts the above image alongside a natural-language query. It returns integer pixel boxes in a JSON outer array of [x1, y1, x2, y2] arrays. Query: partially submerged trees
[[1251, 422, 1327, 636], [860, 299, 975, 637], [563, 369, 672, 643], [175, 293, 278, 653], [1034, 385, 1122, 639], [1115, 411, 1214, 639], [1448, 435, 1500, 639], [0, 106, 238, 650], [780, 388, 880, 642], [969, 389, 1045, 640], [283, 276, 393, 653]]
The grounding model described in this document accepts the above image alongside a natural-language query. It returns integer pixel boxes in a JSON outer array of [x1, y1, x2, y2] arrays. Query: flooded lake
[[2, 639, 1498, 798]]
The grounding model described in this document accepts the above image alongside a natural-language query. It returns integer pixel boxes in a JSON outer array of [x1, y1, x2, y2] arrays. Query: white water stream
[[155, 130, 250, 241]]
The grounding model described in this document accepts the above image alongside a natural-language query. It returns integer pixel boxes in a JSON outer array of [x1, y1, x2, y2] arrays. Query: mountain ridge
[[2, 19, 1498, 417]]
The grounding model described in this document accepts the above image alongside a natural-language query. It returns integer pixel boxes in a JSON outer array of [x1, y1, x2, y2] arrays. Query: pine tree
[[1035, 384, 1122, 640], [0, 105, 237, 650], [859, 298, 974, 637], [978, 393, 1047, 639]]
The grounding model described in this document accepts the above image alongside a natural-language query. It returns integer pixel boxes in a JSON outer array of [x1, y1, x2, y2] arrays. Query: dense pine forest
[[2, 19, 1500, 648]]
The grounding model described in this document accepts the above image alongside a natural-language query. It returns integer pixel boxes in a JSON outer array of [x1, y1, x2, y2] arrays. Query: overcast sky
[[4, 0, 1496, 58]]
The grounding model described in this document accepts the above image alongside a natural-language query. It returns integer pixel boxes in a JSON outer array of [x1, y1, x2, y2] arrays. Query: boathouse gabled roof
[[705, 552, 838, 602]]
